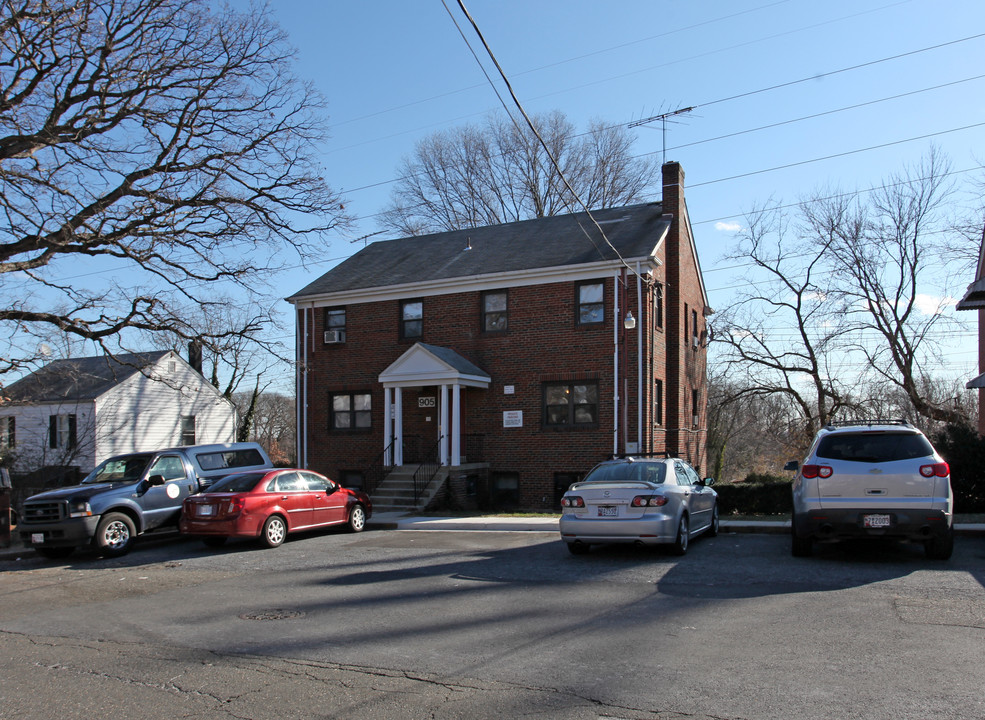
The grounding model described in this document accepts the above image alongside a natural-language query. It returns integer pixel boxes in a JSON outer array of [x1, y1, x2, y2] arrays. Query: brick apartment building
[[287, 162, 711, 512]]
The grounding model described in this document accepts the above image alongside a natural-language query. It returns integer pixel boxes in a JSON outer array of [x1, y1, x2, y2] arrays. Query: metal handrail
[[364, 437, 396, 496], [413, 435, 444, 505]]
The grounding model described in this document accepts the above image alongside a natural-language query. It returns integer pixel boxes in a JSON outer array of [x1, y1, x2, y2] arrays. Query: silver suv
[[786, 420, 953, 559]]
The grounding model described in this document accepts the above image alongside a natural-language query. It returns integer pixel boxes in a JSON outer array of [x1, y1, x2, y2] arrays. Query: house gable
[[380, 343, 491, 389]]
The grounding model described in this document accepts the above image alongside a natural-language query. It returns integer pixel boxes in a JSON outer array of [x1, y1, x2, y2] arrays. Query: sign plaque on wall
[[418, 396, 436, 408], [503, 410, 523, 428]]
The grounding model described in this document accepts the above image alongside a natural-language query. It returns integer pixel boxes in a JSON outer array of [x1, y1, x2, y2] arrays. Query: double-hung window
[[180, 415, 196, 445], [0, 417, 13, 449], [482, 290, 508, 332], [330, 392, 372, 430], [49, 414, 77, 450], [544, 382, 599, 427], [400, 300, 423, 339], [325, 308, 346, 344], [576, 282, 604, 325]]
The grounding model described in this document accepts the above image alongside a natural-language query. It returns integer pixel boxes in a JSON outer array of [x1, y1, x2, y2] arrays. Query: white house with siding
[[0, 351, 237, 473]]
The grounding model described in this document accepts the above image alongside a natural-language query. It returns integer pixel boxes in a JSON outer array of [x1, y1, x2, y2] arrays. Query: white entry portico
[[379, 343, 491, 467]]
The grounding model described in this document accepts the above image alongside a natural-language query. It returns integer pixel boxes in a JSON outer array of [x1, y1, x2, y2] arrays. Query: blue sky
[[256, 0, 984, 384], [16, 1, 979, 390]]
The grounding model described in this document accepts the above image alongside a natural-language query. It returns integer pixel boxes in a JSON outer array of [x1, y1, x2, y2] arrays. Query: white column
[[440, 384, 450, 466], [394, 386, 403, 466], [451, 383, 461, 466], [383, 386, 393, 465]]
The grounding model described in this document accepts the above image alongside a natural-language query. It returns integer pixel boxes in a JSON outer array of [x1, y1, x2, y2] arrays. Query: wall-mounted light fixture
[[623, 311, 636, 330]]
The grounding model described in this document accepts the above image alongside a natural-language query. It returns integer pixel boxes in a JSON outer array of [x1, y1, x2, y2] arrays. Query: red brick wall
[[297, 166, 709, 506]]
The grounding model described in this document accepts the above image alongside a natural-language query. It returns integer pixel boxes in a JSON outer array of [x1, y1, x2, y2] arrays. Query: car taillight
[[561, 496, 585, 508], [802, 464, 833, 479], [226, 497, 246, 515], [632, 495, 669, 507], [919, 462, 949, 478]]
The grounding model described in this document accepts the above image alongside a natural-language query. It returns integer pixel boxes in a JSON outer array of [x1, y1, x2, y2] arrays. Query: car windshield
[[82, 454, 155, 484], [206, 471, 268, 493], [816, 432, 935, 463], [582, 462, 667, 485]]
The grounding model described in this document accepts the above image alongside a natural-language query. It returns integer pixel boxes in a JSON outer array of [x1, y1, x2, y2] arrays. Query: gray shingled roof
[[289, 202, 668, 300], [4, 351, 170, 403], [418, 343, 490, 379]]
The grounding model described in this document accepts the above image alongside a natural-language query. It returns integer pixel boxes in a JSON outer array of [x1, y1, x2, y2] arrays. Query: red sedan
[[180, 469, 372, 548]]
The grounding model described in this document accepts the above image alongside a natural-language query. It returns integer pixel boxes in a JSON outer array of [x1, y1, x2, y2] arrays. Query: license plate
[[597, 506, 618, 517], [198, 504, 214, 517], [863, 514, 891, 528], [31, 533, 44, 544]]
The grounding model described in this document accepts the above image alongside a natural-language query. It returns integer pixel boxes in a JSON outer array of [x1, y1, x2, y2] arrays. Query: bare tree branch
[[0, 0, 350, 372], [379, 111, 658, 236]]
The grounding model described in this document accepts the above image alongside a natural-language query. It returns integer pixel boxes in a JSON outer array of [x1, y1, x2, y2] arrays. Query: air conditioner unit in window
[[324, 330, 344, 344], [691, 335, 700, 348]]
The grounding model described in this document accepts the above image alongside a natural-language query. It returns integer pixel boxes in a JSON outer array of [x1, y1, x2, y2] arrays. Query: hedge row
[[717, 454, 985, 516], [715, 479, 792, 516]]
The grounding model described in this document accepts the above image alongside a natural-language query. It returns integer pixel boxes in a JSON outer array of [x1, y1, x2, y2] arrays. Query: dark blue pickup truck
[[19, 442, 273, 558]]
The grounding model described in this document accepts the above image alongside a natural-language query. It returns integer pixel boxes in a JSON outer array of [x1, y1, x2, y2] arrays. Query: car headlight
[[68, 499, 93, 518]]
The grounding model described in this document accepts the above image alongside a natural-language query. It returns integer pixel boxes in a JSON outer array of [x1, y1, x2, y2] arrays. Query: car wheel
[[36, 546, 75, 560], [203, 536, 228, 548], [95, 512, 136, 557], [566, 542, 590, 555], [260, 515, 287, 548], [924, 528, 954, 560], [671, 514, 689, 556], [347, 504, 366, 533], [707, 503, 720, 537], [791, 515, 813, 557]]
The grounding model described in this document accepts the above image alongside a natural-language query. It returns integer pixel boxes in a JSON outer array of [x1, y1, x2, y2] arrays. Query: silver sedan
[[559, 456, 718, 555]]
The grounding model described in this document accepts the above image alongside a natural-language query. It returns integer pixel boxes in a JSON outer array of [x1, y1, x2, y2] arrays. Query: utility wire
[[327, 0, 795, 130], [444, 0, 640, 278]]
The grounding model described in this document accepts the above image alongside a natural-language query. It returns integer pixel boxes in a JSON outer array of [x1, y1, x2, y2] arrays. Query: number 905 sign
[[418, 397, 436, 408]]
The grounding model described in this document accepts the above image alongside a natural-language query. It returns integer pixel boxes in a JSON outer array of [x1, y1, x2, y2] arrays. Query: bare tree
[[0, 0, 349, 378], [808, 149, 963, 423], [379, 111, 658, 236], [713, 149, 968, 434], [233, 389, 295, 465], [711, 202, 857, 442]]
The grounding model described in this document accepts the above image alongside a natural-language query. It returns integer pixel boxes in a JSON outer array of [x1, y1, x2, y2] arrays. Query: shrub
[[931, 423, 985, 514], [715, 477, 792, 515]]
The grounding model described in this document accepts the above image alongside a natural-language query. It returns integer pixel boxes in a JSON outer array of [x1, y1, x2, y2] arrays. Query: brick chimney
[[188, 339, 203, 374]]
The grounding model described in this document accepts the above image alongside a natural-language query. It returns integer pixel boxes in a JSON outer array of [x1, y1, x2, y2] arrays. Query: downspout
[[300, 306, 310, 468], [613, 271, 620, 456], [636, 262, 644, 452]]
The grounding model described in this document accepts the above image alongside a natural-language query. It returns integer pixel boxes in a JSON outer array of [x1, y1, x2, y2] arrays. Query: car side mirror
[[783, 461, 799, 472], [702, 477, 715, 487], [146, 474, 166, 487]]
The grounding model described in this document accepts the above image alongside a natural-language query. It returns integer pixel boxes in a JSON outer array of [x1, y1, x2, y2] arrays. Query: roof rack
[[607, 451, 672, 460], [823, 419, 913, 429]]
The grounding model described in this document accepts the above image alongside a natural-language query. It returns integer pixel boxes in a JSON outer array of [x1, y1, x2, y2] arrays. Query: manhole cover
[[239, 609, 306, 621]]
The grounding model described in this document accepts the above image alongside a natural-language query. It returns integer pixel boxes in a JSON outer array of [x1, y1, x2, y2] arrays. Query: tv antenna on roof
[[628, 106, 695, 165]]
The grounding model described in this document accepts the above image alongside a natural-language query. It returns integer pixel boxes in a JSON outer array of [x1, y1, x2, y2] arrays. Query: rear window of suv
[[816, 432, 935, 463]]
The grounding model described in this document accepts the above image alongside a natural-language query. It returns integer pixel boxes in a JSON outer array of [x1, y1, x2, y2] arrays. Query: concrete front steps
[[370, 466, 449, 513]]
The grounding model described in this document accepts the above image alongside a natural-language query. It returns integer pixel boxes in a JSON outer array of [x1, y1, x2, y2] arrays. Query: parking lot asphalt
[[3, 513, 983, 561]]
